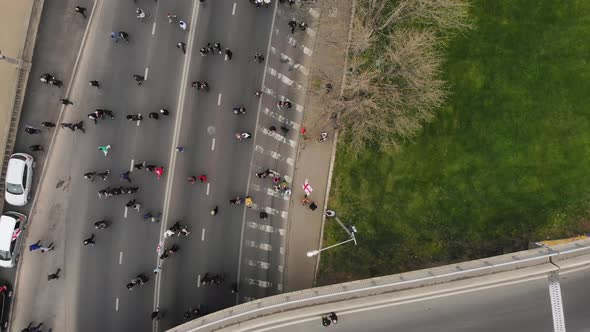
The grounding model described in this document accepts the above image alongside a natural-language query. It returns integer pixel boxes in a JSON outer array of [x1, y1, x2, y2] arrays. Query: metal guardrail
[[169, 239, 590, 332]]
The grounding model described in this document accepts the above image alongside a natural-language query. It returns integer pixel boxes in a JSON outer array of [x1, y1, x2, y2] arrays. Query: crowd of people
[[20, 0, 318, 329]]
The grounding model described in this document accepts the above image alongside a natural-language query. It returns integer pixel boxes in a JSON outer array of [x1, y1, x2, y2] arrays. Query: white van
[[0, 212, 27, 268]]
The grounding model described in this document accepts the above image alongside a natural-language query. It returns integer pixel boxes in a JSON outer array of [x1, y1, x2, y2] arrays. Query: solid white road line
[[232, 2, 237, 15], [124, 207, 128, 218], [144, 67, 149, 80], [206, 183, 210, 195], [201, 228, 206, 241], [129, 159, 134, 172], [119, 251, 123, 264], [211, 138, 215, 151], [154, 0, 201, 324], [197, 274, 201, 287], [115, 298, 119, 311], [217, 93, 222, 106], [152, 21, 157, 35], [548, 271, 566, 332]]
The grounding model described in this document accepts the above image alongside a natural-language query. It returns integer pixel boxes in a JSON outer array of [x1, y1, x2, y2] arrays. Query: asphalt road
[[270, 267, 590, 332], [7, 0, 313, 331]]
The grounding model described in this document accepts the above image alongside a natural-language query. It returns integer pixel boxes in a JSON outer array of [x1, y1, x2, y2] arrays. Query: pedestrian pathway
[[284, 0, 354, 292]]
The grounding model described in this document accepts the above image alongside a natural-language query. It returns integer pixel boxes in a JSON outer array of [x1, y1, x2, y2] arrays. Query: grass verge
[[319, 0, 590, 285]]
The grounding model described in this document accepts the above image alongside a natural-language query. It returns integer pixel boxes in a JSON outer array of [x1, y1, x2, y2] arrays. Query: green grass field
[[318, 0, 590, 285]]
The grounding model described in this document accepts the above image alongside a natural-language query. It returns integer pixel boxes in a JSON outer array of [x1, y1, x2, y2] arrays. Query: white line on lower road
[[217, 93, 222, 106], [232, 3, 237, 15], [548, 271, 566, 332], [152, 22, 157, 35], [144, 67, 149, 80], [119, 251, 123, 264], [206, 183, 210, 195], [211, 138, 215, 151], [197, 274, 201, 287], [115, 298, 119, 311], [129, 159, 134, 172], [124, 207, 128, 219], [201, 228, 206, 241]]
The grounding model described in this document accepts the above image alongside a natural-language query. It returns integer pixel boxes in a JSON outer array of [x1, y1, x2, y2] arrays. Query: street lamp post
[[307, 210, 358, 257], [307, 237, 356, 257]]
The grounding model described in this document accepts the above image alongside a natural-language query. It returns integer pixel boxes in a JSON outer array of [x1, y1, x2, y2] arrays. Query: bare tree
[[334, 28, 448, 154], [376, 0, 475, 33]]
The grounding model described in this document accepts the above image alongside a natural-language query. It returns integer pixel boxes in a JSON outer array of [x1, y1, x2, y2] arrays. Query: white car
[[0, 212, 27, 268], [4, 153, 34, 206]]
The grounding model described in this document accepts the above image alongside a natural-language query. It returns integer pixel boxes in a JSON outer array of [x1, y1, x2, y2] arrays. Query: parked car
[[0, 281, 11, 330], [4, 153, 34, 206], [0, 212, 27, 268]]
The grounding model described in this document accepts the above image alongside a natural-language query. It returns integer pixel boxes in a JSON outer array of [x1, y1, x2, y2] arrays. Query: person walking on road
[[25, 125, 41, 135], [133, 74, 145, 85], [60, 98, 73, 105], [180, 226, 191, 236], [48, 268, 61, 281], [75, 6, 87, 18], [83, 172, 96, 181], [97, 170, 110, 180], [288, 19, 297, 34], [83, 234, 95, 246], [60, 123, 74, 131], [254, 53, 264, 63], [155, 166, 164, 180], [98, 145, 111, 156], [73, 121, 85, 133], [29, 241, 42, 252], [40, 243, 54, 253], [177, 42, 186, 54], [29, 145, 43, 152], [88, 112, 98, 124], [151, 308, 162, 320], [89, 80, 100, 89], [120, 171, 132, 183], [213, 42, 222, 54]]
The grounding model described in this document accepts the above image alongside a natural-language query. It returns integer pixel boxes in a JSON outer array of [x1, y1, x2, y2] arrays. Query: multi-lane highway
[[7, 0, 317, 330]]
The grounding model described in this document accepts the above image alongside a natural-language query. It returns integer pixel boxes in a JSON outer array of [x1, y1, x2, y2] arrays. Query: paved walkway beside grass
[[284, 0, 354, 292]]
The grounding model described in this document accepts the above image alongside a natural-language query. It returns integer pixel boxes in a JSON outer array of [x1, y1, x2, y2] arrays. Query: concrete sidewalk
[[284, 0, 354, 292]]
